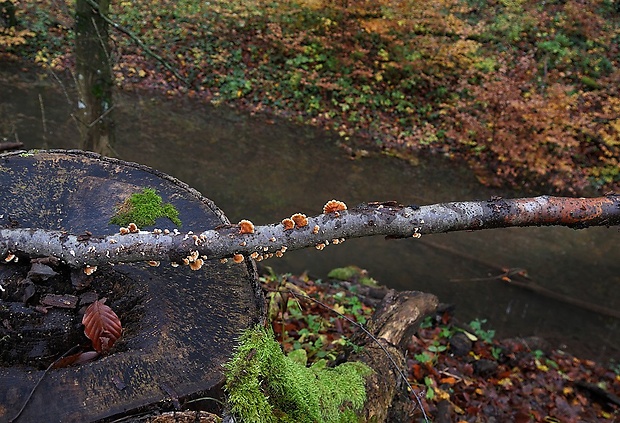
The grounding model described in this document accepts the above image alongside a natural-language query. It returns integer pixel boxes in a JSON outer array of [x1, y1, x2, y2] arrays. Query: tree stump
[[0, 150, 264, 422]]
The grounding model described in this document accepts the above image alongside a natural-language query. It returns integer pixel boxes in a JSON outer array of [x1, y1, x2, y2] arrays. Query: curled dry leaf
[[52, 351, 100, 369], [82, 299, 122, 354]]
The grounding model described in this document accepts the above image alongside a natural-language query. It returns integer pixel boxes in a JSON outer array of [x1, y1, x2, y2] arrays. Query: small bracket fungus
[[147, 261, 160, 267], [281, 218, 295, 230], [323, 200, 347, 215], [312, 225, 320, 234], [84, 265, 97, 275], [238, 219, 255, 234], [233, 253, 245, 264], [189, 258, 204, 271], [291, 213, 308, 228], [4, 253, 16, 263], [119, 227, 130, 235], [127, 222, 139, 233]]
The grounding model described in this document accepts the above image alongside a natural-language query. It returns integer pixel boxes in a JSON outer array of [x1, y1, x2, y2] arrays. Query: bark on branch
[[1, 195, 618, 269]]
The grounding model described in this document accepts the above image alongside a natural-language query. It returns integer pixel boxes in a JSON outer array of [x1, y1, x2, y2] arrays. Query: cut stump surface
[[0, 150, 264, 422]]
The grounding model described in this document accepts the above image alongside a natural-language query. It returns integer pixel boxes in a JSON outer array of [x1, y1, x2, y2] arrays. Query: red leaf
[[82, 299, 122, 353]]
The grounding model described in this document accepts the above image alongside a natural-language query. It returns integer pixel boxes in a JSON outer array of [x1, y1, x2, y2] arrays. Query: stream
[[1, 68, 619, 363]]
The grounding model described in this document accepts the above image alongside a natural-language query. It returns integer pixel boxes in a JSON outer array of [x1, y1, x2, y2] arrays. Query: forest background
[[2, 1, 620, 421], [1, 0, 619, 194]]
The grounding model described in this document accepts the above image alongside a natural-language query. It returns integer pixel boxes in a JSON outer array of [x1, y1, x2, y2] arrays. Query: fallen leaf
[[52, 351, 100, 368], [82, 299, 122, 354]]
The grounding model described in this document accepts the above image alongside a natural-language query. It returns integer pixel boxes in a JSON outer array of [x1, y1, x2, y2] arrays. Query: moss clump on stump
[[224, 325, 372, 423], [110, 188, 181, 227]]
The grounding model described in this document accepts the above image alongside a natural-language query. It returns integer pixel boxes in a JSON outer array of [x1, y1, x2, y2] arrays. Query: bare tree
[[75, 0, 115, 155]]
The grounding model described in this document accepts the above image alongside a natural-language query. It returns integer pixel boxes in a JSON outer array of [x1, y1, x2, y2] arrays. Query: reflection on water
[[2, 70, 619, 362]]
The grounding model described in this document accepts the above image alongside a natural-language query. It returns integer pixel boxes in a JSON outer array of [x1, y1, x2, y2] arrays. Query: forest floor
[[259, 267, 620, 422]]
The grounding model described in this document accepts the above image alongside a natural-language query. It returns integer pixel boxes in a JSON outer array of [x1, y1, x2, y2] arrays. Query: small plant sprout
[[238, 219, 255, 234], [323, 199, 347, 215], [147, 261, 160, 267], [84, 265, 97, 275], [233, 253, 244, 263], [282, 218, 295, 230], [291, 213, 308, 228], [127, 223, 139, 233], [4, 252, 16, 262]]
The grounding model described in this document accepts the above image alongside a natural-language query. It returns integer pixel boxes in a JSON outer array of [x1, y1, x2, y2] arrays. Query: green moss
[[110, 188, 181, 227], [328, 266, 378, 287], [224, 325, 372, 423]]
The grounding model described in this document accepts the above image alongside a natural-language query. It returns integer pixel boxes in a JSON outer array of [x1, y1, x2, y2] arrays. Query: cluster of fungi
[[2, 200, 350, 276]]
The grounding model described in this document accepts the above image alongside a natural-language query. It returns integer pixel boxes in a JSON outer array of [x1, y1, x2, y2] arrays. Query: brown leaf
[[52, 351, 100, 369], [82, 299, 122, 354]]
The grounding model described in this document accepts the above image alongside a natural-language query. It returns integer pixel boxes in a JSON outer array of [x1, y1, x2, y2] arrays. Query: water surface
[[2, 70, 618, 362]]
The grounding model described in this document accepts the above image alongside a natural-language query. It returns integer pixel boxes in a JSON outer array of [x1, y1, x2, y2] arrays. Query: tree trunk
[[350, 290, 439, 422], [75, 0, 115, 156]]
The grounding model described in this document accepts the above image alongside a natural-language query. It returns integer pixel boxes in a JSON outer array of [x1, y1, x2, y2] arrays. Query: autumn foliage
[[3, 0, 620, 193]]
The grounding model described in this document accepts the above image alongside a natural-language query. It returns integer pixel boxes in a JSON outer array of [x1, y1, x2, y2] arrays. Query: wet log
[[0, 150, 264, 422], [350, 290, 439, 422]]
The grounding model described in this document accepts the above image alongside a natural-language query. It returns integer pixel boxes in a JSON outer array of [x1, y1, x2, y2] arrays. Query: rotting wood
[[349, 290, 439, 422]]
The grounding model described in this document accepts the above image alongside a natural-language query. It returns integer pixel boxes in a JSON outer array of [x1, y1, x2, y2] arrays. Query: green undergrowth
[[224, 324, 372, 423], [110, 187, 181, 228]]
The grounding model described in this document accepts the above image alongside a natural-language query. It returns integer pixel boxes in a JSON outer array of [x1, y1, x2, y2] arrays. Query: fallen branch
[[0, 142, 24, 152], [1, 195, 618, 270]]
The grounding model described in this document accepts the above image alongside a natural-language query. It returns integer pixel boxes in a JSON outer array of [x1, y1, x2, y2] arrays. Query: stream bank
[[1, 65, 619, 364]]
